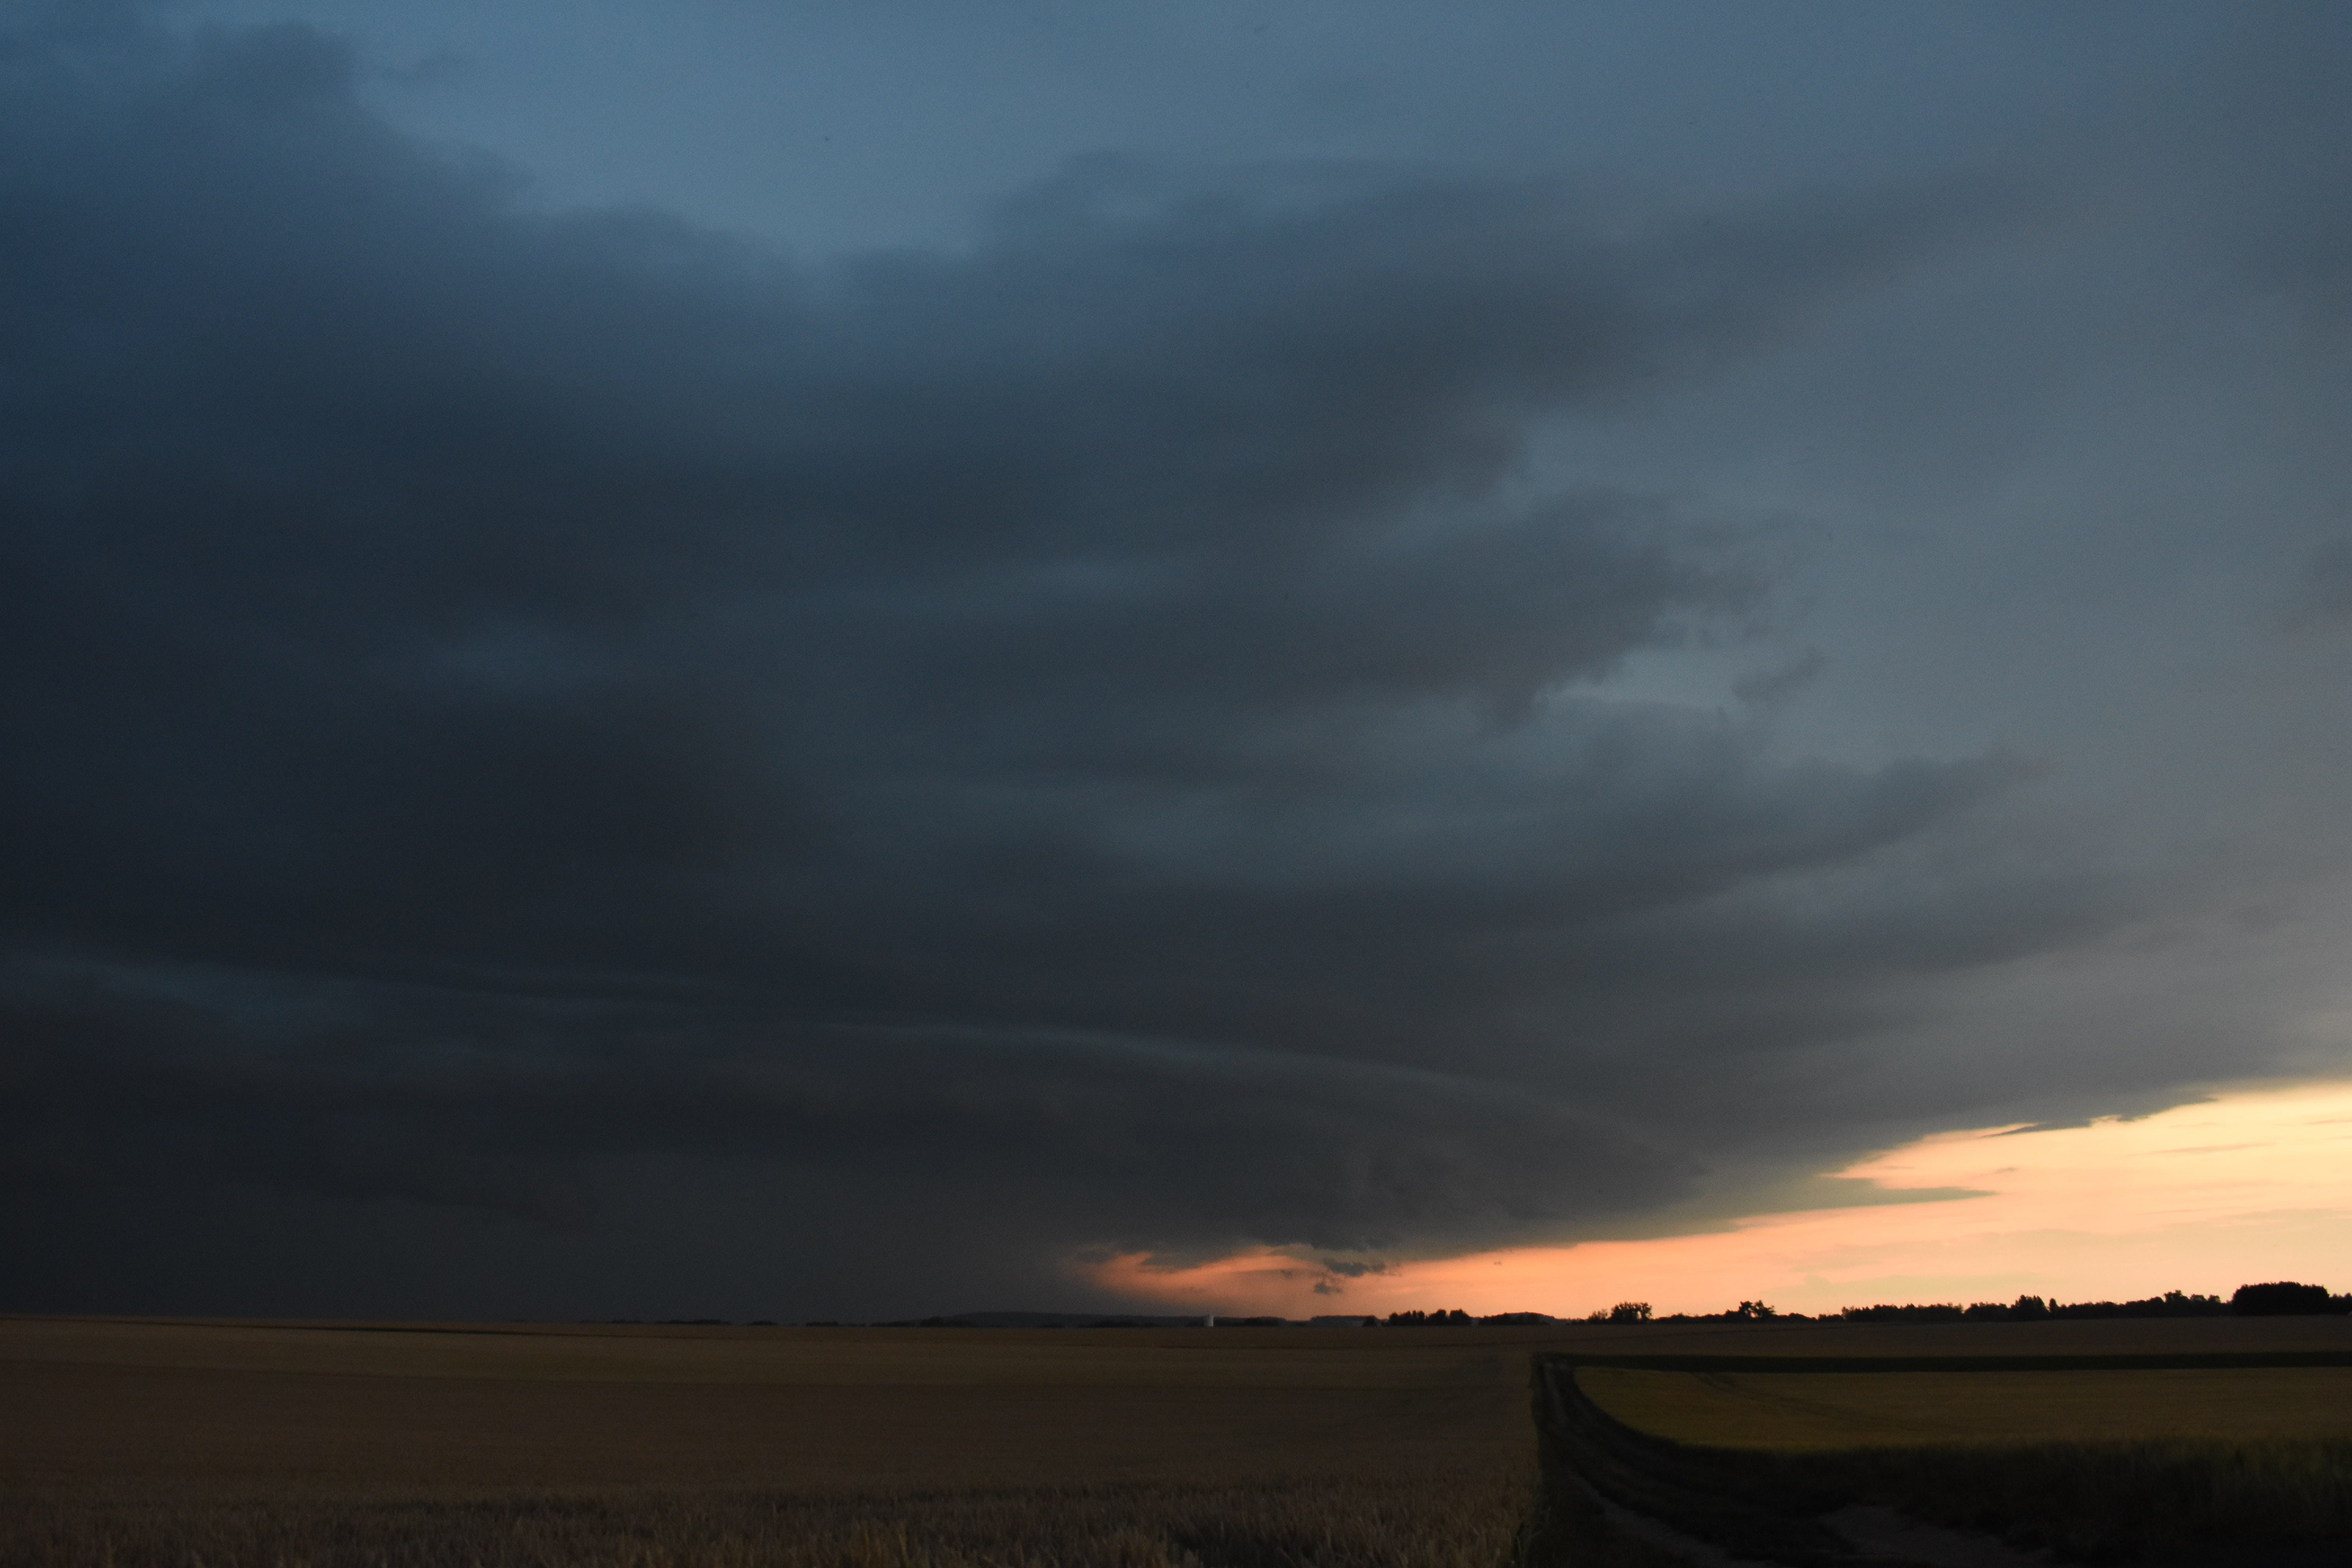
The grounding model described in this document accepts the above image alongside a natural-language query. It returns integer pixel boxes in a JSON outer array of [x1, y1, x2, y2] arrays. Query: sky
[[2, 0, 2348, 1322], [1090, 1078, 2352, 1318]]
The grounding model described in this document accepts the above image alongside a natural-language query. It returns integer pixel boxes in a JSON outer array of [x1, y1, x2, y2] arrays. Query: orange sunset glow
[[1085, 1078, 2352, 1318]]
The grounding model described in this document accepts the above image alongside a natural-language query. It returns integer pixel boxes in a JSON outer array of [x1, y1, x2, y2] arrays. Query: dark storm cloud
[[0, 7, 2131, 1316], [0, 953, 1681, 1259]]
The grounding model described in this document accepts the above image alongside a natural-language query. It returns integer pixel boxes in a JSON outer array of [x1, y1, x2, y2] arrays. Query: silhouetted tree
[[2231, 1281, 2341, 1316]]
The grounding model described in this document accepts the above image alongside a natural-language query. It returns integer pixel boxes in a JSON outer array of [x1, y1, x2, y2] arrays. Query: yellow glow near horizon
[[1082, 1078, 2352, 1318]]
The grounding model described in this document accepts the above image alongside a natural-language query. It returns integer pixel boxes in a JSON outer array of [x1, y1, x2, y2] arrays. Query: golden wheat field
[[0, 1315, 1575, 1568], [0, 1317, 1556, 1497]]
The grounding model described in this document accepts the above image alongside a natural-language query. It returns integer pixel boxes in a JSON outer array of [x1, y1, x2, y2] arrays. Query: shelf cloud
[[4, 2, 2349, 1318]]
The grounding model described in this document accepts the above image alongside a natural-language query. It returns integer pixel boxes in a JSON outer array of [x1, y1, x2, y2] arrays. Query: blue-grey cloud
[[4, 3, 2344, 1318]]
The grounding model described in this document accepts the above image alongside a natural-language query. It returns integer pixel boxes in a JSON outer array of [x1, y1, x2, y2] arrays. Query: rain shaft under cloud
[[4, 2, 2350, 1319]]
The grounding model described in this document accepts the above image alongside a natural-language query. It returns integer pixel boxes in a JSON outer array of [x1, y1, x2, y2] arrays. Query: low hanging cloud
[[2, 7, 2280, 1319]]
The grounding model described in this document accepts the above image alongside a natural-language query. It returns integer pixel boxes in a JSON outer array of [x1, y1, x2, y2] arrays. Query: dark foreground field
[[7, 1315, 2352, 1565]]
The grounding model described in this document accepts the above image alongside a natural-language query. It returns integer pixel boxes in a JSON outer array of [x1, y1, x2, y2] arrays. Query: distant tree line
[[1371, 1280, 2350, 1327], [1381, 1308, 1565, 1325], [1832, 1283, 2349, 1322]]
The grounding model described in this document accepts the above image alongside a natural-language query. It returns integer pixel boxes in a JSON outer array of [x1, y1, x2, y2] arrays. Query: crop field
[[1548, 1329, 2352, 1566], [0, 1315, 1568, 1568], [0, 1318, 1544, 1495], [1577, 1363, 2352, 1449], [11, 1314, 2352, 1566]]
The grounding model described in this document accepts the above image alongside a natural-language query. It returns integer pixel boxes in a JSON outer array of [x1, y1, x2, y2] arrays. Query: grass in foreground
[[0, 1473, 1537, 1568]]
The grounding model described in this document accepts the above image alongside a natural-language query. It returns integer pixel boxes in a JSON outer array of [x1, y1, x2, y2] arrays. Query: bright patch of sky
[[1091, 1078, 2352, 1316]]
